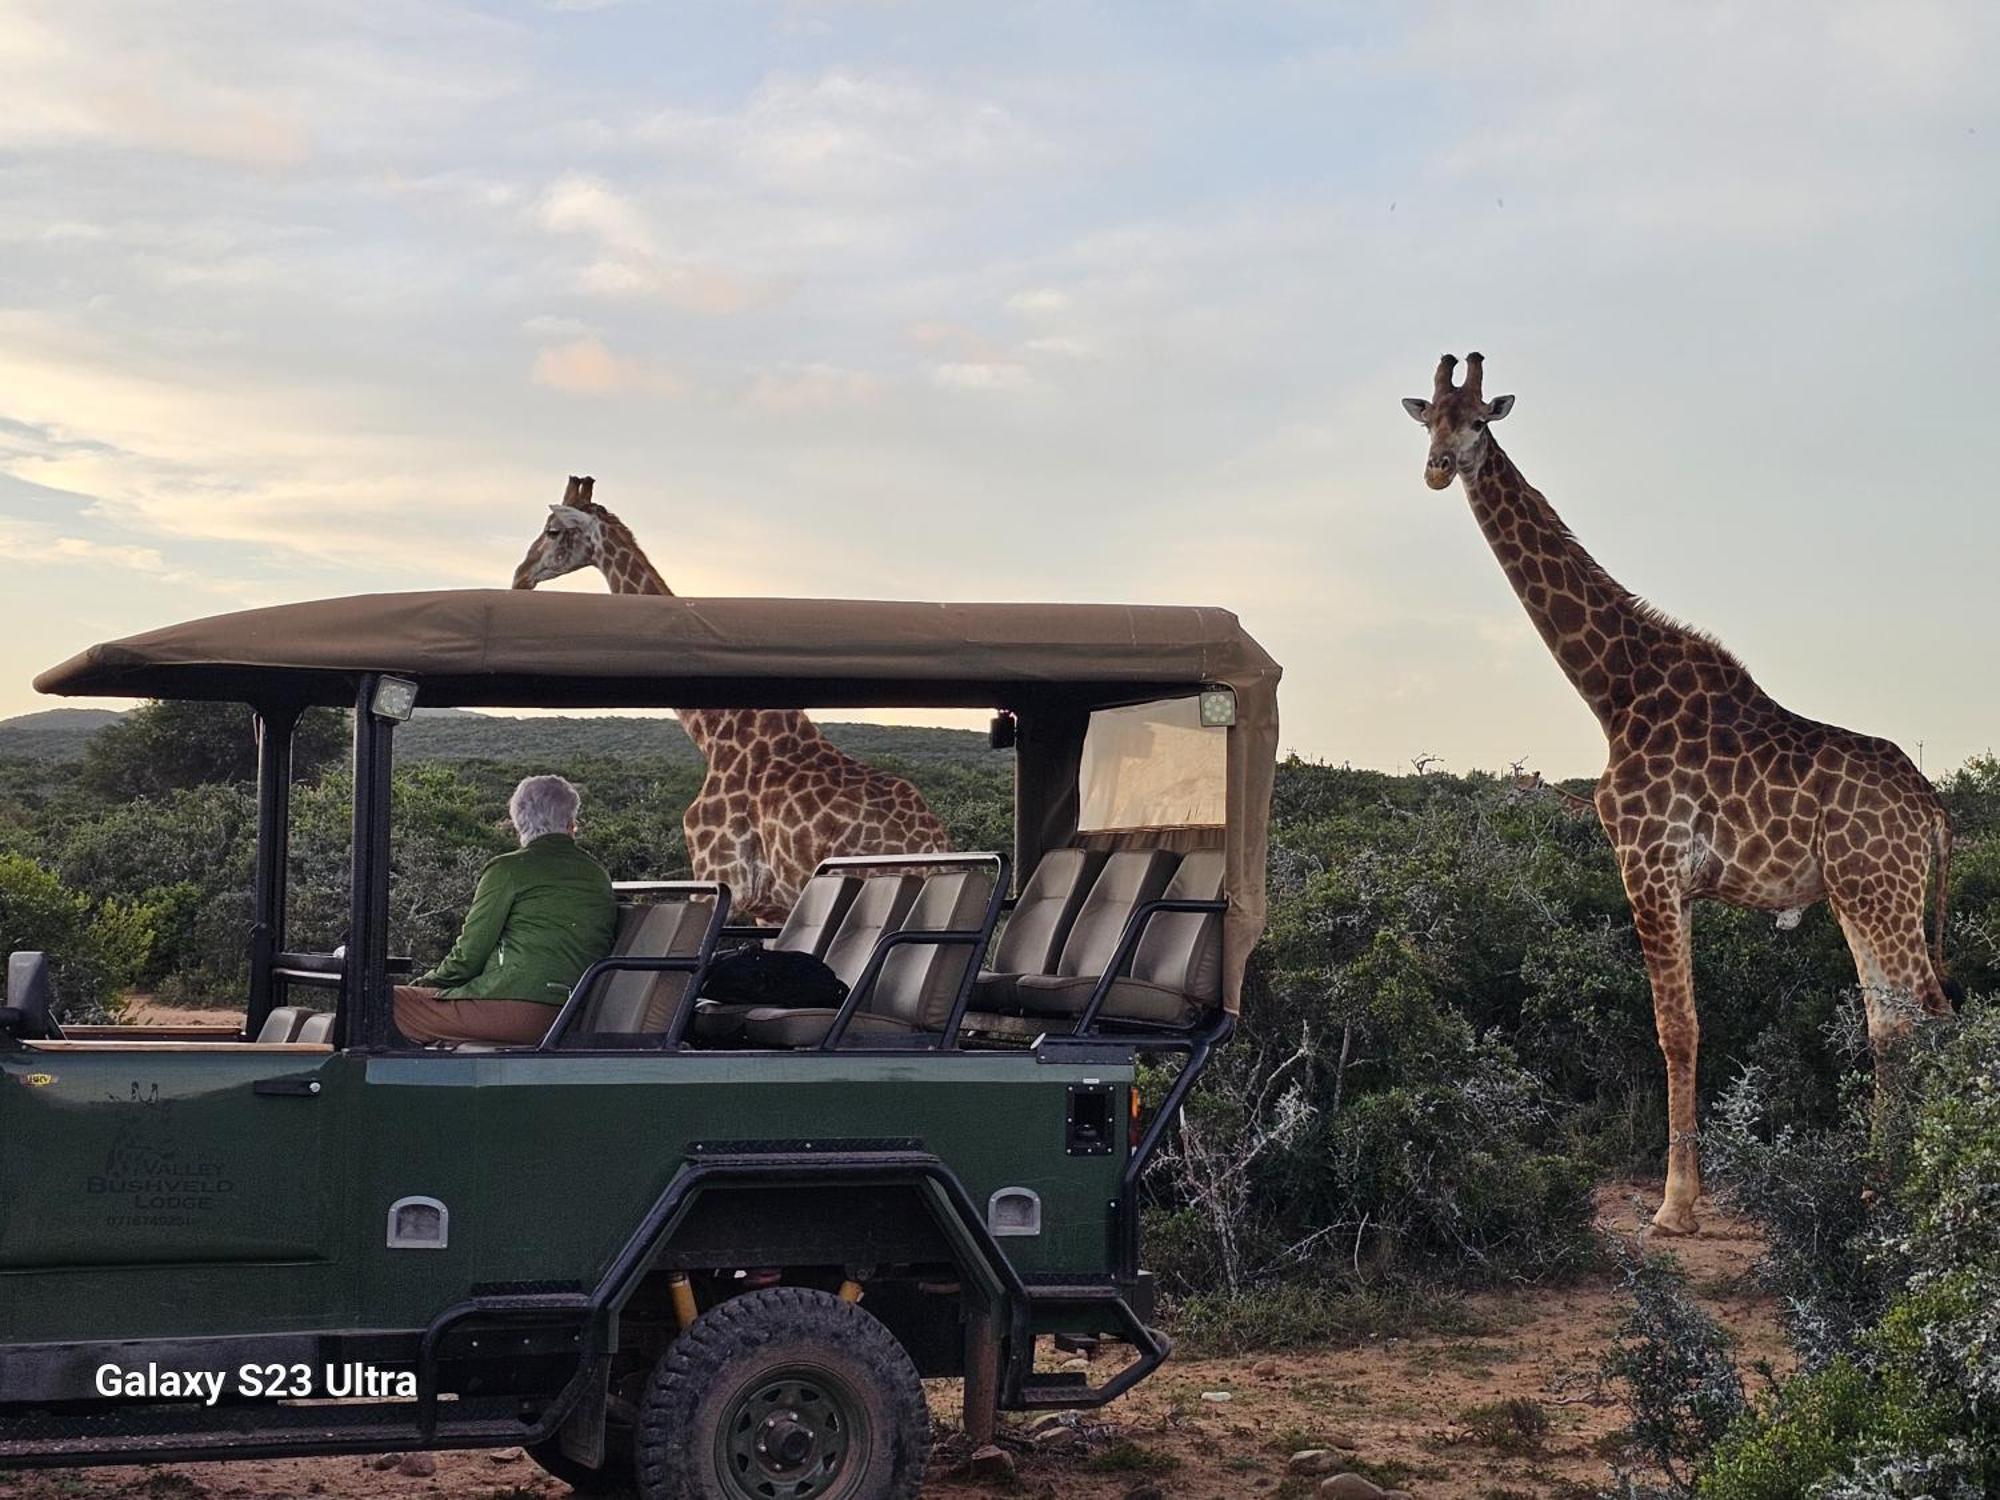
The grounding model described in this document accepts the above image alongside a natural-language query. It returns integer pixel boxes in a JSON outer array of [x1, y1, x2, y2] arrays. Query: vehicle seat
[[970, 848, 1107, 1012], [296, 1011, 334, 1045], [564, 899, 712, 1039], [741, 869, 994, 1048], [770, 873, 863, 962], [1013, 850, 1224, 1027], [694, 874, 920, 1045], [979, 848, 1178, 1015], [255, 1006, 310, 1043]]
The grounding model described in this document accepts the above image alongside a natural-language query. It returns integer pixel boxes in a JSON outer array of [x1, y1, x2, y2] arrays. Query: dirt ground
[[15, 1007, 1786, 1499], [0, 1187, 1782, 1500]]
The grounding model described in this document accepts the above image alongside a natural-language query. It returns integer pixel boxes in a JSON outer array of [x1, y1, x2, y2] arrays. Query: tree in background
[[0, 852, 151, 1023], [80, 700, 346, 800]]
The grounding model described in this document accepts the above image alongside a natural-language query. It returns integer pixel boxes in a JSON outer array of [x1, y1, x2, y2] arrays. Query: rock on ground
[[967, 1443, 1015, 1482]]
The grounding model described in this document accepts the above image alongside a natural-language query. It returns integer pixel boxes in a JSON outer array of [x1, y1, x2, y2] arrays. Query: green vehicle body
[[2, 1050, 1131, 1342], [0, 591, 1279, 1475]]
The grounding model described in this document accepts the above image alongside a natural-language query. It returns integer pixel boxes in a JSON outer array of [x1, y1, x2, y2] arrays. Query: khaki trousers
[[392, 986, 558, 1046]]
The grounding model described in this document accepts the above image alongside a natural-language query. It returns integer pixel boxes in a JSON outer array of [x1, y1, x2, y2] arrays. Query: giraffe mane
[[1489, 436, 1748, 673], [1626, 597, 1746, 669]]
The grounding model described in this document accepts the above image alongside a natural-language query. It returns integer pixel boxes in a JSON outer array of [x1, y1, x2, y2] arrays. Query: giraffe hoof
[[1650, 1204, 1700, 1237]]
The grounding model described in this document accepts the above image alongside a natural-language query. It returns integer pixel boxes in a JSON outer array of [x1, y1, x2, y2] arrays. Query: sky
[[1, 0, 1995, 778]]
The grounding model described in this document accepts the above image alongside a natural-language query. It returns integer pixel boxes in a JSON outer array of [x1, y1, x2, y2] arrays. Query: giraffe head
[[1401, 352, 1516, 490], [512, 475, 604, 589]]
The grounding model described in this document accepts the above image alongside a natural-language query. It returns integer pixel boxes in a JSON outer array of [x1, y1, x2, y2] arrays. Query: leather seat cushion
[[1011, 973, 1203, 1027], [971, 970, 1030, 1013], [739, 1006, 928, 1048]]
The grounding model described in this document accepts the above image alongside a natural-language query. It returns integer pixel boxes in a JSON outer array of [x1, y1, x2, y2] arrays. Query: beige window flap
[[1077, 696, 1226, 832]]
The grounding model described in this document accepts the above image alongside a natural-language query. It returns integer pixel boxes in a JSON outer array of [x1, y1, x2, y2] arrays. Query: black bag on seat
[[699, 946, 849, 1011]]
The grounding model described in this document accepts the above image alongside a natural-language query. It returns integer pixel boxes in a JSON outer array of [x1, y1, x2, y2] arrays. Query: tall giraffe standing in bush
[[1404, 353, 1954, 1235], [511, 476, 949, 923]]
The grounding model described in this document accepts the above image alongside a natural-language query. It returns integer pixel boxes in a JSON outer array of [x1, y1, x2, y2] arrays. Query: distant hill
[[395, 714, 996, 767], [0, 706, 997, 769], [0, 707, 126, 760]]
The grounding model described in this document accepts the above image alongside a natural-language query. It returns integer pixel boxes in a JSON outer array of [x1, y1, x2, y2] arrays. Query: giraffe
[[1403, 353, 1954, 1235], [511, 475, 951, 923]]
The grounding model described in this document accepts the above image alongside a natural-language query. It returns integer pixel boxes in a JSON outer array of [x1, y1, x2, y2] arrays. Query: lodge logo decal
[[87, 1084, 234, 1228]]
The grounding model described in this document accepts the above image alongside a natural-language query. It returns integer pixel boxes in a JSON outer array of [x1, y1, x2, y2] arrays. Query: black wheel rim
[[714, 1364, 870, 1500]]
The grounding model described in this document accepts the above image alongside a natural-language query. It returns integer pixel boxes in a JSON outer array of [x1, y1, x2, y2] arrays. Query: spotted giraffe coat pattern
[[1405, 354, 1953, 1235], [512, 476, 950, 923]]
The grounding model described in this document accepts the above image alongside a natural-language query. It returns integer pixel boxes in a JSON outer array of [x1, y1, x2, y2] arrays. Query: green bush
[[1699, 1360, 1878, 1500], [1602, 1250, 1745, 1491], [0, 852, 150, 1022], [1679, 1006, 2000, 1499]]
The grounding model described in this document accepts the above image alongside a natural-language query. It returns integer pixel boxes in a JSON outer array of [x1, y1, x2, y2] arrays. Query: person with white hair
[[392, 774, 617, 1046]]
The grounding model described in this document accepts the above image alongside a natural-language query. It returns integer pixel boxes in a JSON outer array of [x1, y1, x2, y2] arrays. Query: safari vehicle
[[0, 591, 1279, 1500]]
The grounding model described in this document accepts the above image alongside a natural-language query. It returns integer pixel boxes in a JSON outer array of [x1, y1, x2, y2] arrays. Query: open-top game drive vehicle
[[0, 591, 1279, 1500]]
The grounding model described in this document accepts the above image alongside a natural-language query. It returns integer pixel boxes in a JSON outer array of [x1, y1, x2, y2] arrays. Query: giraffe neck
[[591, 525, 819, 758], [1461, 439, 1652, 732]]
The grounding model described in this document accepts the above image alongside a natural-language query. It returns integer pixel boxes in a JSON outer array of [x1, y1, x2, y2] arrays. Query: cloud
[[1007, 288, 1070, 316], [1023, 335, 1098, 359], [0, 7, 310, 167], [535, 173, 759, 312], [932, 362, 1031, 392], [0, 1, 524, 167], [746, 363, 884, 412], [636, 67, 1052, 200], [531, 337, 685, 397], [0, 310, 530, 581], [0, 520, 166, 575]]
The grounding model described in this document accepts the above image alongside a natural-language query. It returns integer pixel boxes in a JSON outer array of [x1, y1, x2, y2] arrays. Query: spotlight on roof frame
[[1198, 687, 1237, 728], [370, 676, 419, 723]]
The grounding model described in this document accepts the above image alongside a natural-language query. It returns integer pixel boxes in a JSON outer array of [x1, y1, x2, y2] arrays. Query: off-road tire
[[635, 1287, 931, 1500], [528, 1435, 636, 1495]]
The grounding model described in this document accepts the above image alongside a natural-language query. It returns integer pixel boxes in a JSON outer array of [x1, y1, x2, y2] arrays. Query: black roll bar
[[347, 677, 397, 1052], [245, 703, 299, 1040]]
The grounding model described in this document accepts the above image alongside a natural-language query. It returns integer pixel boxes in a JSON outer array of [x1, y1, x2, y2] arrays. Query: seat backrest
[[869, 869, 997, 1030], [579, 899, 711, 1034], [256, 1005, 309, 1043], [771, 874, 862, 961], [296, 1011, 334, 1045], [822, 875, 922, 990], [1053, 850, 1180, 979], [1131, 849, 1225, 1004], [992, 849, 1107, 976]]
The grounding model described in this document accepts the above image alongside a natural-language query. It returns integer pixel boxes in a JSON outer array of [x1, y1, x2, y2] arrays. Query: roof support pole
[[345, 677, 397, 1050], [246, 704, 298, 1040]]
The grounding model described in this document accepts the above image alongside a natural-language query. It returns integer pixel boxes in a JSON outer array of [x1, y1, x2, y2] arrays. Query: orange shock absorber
[[667, 1272, 699, 1331], [1130, 1084, 1144, 1153]]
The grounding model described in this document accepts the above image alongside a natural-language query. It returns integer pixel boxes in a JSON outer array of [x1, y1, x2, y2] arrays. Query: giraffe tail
[[1931, 812, 1961, 1005]]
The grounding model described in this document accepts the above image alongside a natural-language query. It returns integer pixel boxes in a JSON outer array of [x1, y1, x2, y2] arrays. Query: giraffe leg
[[1828, 888, 1943, 1060], [1824, 827, 1950, 1059], [1630, 892, 1702, 1236]]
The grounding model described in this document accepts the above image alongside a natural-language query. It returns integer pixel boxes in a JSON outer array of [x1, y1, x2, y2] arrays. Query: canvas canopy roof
[[36, 590, 1280, 1013]]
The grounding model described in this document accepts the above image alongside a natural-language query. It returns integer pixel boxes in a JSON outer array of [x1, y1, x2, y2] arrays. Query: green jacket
[[417, 833, 617, 1004]]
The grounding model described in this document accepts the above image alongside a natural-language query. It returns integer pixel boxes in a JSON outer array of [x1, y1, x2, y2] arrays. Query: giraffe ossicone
[[1407, 354, 1955, 1237], [511, 475, 951, 923]]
